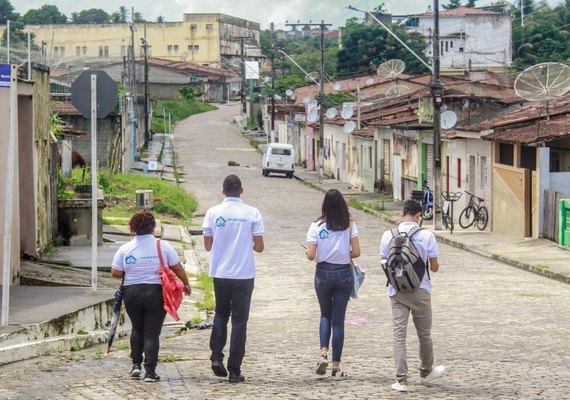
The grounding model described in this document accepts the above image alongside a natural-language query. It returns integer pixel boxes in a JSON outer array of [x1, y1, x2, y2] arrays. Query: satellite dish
[[307, 107, 318, 123], [440, 110, 457, 130], [305, 71, 320, 83], [340, 105, 354, 119], [333, 82, 341, 90], [385, 84, 411, 98], [325, 107, 337, 119], [366, 78, 374, 85], [308, 99, 318, 108], [514, 62, 570, 102], [343, 120, 356, 134], [377, 59, 406, 79], [303, 96, 311, 105], [285, 89, 293, 96]]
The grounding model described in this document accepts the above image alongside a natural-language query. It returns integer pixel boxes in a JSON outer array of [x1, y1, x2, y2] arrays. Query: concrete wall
[[413, 13, 511, 69]]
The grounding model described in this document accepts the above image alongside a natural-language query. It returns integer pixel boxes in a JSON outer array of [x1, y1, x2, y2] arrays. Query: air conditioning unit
[[135, 190, 153, 209]]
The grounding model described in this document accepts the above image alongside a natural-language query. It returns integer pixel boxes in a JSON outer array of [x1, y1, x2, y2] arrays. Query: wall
[[61, 115, 122, 166]]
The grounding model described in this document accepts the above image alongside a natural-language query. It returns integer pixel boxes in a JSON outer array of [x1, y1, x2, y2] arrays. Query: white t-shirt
[[112, 235, 180, 286], [202, 197, 264, 279], [379, 221, 438, 296], [306, 220, 358, 264]]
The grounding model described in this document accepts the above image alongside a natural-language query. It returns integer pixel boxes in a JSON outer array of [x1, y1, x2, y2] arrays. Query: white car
[[261, 143, 295, 178]]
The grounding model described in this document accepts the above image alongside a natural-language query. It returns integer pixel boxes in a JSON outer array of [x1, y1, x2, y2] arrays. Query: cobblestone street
[[0, 104, 569, 399]]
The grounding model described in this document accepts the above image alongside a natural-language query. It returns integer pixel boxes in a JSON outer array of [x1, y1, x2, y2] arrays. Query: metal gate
[[559, 199, 570, 247]]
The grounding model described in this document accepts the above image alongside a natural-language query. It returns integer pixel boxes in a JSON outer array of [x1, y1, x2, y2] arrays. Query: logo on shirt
[[125, 255, 137, 264], [319, 229, 330, 240], [216, 216, 227, 227]]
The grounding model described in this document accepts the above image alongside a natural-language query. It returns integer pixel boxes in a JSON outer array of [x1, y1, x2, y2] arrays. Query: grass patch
[[192, 272, 215, 319], [349, 198, 385, 212], [160, 354, 184, 363], [102, 172, 197, 225], [152, 99, 217, 133]]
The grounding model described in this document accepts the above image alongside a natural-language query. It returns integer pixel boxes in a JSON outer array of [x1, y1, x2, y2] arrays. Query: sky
[[9, 0, 566, 29]]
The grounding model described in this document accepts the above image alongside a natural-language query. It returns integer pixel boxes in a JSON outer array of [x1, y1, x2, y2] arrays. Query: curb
[[296, 177, 570, 286]]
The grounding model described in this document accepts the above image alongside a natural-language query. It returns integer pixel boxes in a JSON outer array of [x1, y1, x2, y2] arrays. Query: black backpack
[[382, 226, 428, 292]]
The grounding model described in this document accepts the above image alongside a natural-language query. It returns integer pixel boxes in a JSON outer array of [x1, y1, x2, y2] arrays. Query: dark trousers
[[314, 262, 352, 362], [210, 278, 254, 375], [123, 284, 166, 373]]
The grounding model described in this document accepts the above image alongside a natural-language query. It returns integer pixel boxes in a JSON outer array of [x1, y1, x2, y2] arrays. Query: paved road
[[1, 103, 569, 399]]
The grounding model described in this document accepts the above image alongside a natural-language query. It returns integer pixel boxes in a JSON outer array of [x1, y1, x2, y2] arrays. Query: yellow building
[[23, 13, 262, 68]]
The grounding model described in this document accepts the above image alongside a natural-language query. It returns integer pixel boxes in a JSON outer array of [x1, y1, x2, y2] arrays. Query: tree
[[71, 8, 110, 24], [442, 0, 463, 9], [0, 0, 18, 24], [132, 12, 145, 22], [21, 5, 67, 24], [337, 21, 429, 76], [373, 3, 388, 13], [156, 16, 165, 23], [466, 0, 478, 7]]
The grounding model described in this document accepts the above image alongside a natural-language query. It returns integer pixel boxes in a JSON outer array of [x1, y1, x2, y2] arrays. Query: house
[[21, 13, 262, 68], [0, 63, 57, 284], [457, 95, 570, 239], [404, 7, 512, 72]]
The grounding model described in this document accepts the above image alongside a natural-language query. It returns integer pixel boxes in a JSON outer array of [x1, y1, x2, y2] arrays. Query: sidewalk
[[294, 168, 570, 285]]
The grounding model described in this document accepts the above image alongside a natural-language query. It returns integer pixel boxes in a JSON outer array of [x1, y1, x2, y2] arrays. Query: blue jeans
[[314, 262, 353, 362], [210, 278, 254, 376]]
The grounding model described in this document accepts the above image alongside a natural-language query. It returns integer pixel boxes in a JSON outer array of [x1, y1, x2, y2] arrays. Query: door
[[393, 154, 402, 201]]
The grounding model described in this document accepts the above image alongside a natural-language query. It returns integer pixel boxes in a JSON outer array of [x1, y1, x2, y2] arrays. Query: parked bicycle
[[441, 191, 462, 234], [459, 191, 489, 230]]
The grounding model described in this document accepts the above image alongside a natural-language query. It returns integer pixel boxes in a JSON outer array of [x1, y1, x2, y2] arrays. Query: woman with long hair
[[111, 211, 191, 382], [305, 189, 361, 379]]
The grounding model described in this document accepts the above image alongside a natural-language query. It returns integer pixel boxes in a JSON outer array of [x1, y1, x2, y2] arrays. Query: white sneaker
[[422, 365, 445, 382], [391, 380, 408, 392], [315, 354, 328, 376]]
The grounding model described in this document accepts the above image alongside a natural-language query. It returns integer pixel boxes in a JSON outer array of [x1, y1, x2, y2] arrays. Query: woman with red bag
[[112, 211, 191, 382]]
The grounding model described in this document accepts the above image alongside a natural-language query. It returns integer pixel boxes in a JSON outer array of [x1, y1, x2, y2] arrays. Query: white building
[[404, 7, 512, 71]]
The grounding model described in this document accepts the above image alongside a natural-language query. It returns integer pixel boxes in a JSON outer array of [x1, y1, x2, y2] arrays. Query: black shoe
[[144, 371, 161, 382], [130, 363, 142, 378], [211, 360, 228, 377], [229, 372, 245, 383]]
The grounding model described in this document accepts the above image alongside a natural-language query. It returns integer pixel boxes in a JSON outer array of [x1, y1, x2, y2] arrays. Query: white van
[[261, 143, 295, 178]]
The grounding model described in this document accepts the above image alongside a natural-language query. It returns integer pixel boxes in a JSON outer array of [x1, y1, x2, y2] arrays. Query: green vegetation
[[349, 198, 386, 213], [192, 272, 215, 319], [76, 329, 88, 335], [152, 99, 217, 133], [160, 354, 184, 363], [102, 172, 197, 225]]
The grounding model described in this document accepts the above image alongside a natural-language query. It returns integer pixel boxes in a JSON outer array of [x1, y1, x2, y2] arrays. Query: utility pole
[[285, 20, 331, 183], [431, 0, 443, 230], [233, 36, 252, 122], [270, 49, 276, 142], [142, 23, 150, 141]]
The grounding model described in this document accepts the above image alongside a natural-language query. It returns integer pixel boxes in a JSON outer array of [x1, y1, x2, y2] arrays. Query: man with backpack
[[380, 200, 445, 392]]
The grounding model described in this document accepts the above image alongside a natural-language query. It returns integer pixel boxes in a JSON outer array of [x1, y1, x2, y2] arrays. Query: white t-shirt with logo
[[202, 197, 264, 279], [112, 234, 180, 286], [306, 220, 358, 265], [379, 221, 438, 296]]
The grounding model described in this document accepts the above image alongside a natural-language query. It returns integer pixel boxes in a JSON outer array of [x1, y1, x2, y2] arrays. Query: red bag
[[157, 239, 184, 321]]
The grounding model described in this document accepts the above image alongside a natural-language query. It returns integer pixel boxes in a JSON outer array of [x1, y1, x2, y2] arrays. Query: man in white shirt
[[202, 175, 264, 383], [379, 200, 445, 392]]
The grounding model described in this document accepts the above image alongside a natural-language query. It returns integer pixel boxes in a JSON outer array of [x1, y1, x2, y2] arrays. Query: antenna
[[333, 82, 341, 90], [377, 59, 406, 79], [307, 106, 318, 122], [325, 107, 337, 119], [285, 89, 293, 97], [440, 110, 457, 130], [384, 84, 411, 98], [514, 62, 570, 102], [340, 105, 354, 119], [343, 120, 356, 133], [303, 96, 311, 105]]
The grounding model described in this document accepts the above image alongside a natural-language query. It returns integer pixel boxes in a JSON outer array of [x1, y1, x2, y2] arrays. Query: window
[[271, 148, 291, 156], [167, 45, 173, 54], [440, 41, 444, 56], [173, 45, 179, 54], [76, 46, 81, 56], [481, 156, 488, 190], [206, 23, 213, 30], [98, 46, 108, 57], [82, 46, 87, 55], [368, 147, 373, 169], [459, 47, 464, 53], [121, 45, 126, 57], [54, 46, 65, 56], [190, 23, 197, 30], [520, 146, 537, 171], [450, 41, 453, 48], [457, 158, 462, 188], [499, 143, 514, 166]]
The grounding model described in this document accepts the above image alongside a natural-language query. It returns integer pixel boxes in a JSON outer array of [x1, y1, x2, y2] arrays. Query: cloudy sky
[[9, 0, 565, 29]]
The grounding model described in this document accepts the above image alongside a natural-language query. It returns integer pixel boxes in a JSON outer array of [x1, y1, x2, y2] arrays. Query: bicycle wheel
[[476, 206, 489, 230], [422, 205, 433, 220], [459, 207, 475, 228]]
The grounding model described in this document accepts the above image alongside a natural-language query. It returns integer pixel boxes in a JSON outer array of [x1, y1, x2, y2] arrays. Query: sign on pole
[[0, 64, 11, 87]]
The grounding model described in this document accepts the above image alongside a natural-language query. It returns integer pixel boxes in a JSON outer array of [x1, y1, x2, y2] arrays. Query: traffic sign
[[71, 70, 118, 119]]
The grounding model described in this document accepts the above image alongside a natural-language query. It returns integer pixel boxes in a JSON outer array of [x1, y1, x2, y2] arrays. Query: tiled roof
[[417, 6, 503, 17]]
